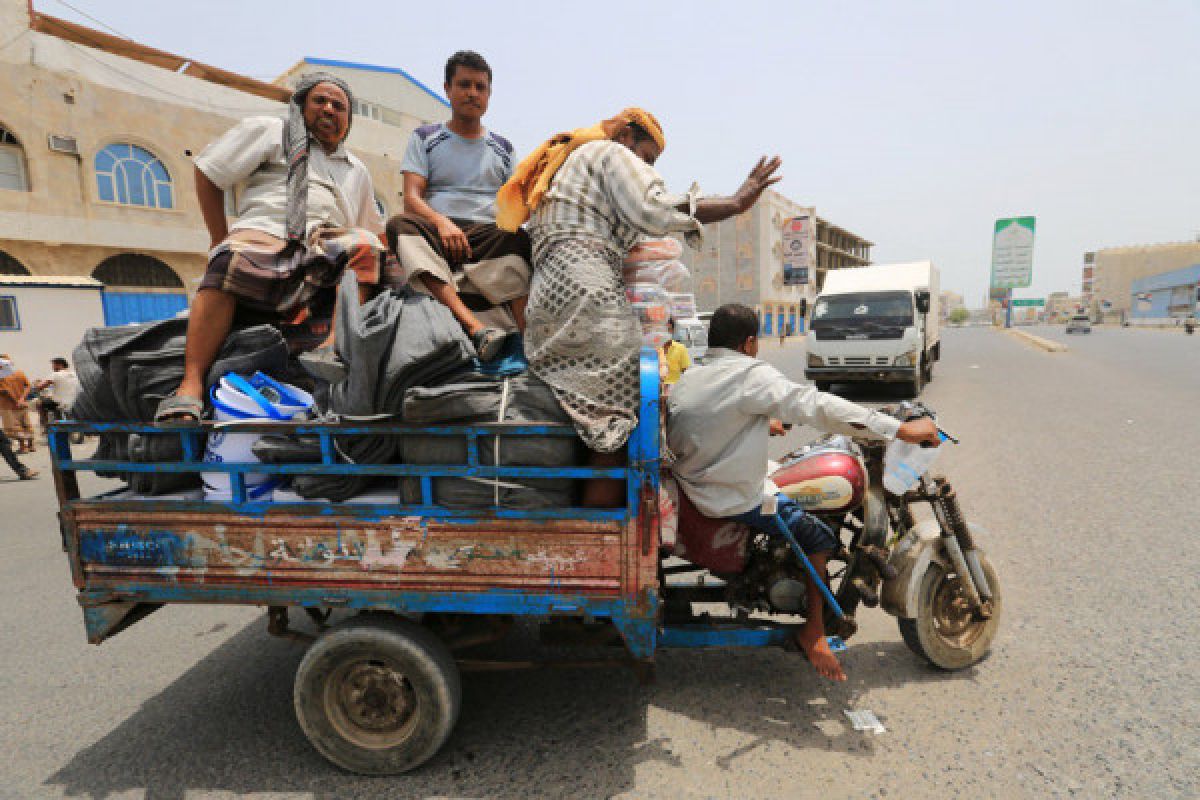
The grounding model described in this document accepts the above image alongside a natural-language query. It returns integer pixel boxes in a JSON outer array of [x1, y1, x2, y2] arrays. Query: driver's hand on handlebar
[[769, 418, 788, 437], [896, 417, 941, 447]]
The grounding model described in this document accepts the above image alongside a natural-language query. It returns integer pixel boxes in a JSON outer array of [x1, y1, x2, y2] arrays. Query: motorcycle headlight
[[807, 353, 823, 367], [894, 350, 918, 367]]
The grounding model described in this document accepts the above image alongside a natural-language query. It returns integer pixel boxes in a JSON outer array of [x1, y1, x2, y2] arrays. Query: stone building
[[677, 189, 872, 338], [0, 0, 444, 337], [1082, 240, 1200, 322]]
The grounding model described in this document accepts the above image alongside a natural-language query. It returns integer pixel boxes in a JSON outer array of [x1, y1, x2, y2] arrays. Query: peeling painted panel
[[72, 509, 627, 594]]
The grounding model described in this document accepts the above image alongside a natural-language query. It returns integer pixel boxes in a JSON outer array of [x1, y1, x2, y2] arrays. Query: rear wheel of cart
[[294, 613, 461, 774]]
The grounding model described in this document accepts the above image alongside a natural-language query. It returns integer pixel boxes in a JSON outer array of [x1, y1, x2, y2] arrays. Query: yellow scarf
[[495, 107, 665, 232]]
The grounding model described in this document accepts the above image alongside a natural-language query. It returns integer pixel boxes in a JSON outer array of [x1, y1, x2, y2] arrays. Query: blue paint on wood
[[658, 624, 795, 649]]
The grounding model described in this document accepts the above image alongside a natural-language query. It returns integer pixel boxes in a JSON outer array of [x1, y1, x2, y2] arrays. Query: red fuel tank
[[771, 448, 866, 514]]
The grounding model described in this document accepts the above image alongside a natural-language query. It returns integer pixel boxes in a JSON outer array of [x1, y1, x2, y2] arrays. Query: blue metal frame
[[53, 349, 806, 657]]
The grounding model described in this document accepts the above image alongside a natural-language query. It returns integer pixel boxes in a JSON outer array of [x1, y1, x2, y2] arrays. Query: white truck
[[804, 260, 940, 395]]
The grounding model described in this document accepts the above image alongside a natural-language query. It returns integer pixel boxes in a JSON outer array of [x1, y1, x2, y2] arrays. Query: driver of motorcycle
[[667, 303, 940, 681]]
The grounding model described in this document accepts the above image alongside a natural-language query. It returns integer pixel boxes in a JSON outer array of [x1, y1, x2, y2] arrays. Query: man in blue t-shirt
[[388, 51, 531, 361]]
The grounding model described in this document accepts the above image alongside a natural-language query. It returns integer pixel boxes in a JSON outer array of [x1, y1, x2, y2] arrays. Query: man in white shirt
[[34, 357, 80, 429], [157, 72, 385, 421], [667, 303, 939, 680]]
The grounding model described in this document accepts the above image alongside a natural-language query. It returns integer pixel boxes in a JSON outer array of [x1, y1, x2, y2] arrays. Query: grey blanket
[[289, 271, 475, 500]]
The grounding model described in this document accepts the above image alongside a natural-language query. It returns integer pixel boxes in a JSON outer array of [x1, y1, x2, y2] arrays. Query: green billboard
[[990, 216, 1036, 289]]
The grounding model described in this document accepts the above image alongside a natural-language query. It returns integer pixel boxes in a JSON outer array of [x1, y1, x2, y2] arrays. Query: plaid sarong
[[386, 213, 532, 332], [200, 226, 382, 351]]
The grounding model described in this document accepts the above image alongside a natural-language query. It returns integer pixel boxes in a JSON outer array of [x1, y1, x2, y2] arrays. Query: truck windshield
[[812, 291, 914, 327]]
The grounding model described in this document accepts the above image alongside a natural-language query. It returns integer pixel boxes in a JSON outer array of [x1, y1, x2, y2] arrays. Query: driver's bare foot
[[796, 628, 847, 681]]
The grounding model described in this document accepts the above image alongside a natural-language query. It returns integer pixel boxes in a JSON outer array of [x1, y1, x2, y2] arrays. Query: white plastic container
[[202, 372, 313, 502], [882, 432, 950, 495]]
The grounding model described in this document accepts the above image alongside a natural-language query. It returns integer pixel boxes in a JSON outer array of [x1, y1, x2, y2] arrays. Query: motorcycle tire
[[898, 552, 1001, 671]]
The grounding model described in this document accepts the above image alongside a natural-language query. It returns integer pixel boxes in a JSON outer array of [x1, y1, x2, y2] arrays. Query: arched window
[[94, 143, 174, 209], [0, 250, 30, 276], [374, 194, 388, 218], [93, 253, 183, 288], [0, 127, 29, 192]]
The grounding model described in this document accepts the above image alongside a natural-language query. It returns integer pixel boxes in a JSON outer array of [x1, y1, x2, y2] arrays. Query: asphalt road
[[2, 325, 1197, 799]]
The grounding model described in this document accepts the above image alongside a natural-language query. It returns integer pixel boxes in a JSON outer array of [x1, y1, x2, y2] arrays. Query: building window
[[0, 127, 29, 192], [93, 253, 184, 288], [94, 143, 174, 209], [0, 251, 30, 276], [374, 194, 387, 218], [0, 296, 18, 330]]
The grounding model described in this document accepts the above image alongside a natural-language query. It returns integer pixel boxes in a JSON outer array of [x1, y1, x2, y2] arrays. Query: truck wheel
[[294, 613, 461, 775], [898, 553, 1001, 670], [815, 380, 833, 391]]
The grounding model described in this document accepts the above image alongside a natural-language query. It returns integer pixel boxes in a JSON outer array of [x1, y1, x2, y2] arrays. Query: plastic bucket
[[202, 372, 313, 502]]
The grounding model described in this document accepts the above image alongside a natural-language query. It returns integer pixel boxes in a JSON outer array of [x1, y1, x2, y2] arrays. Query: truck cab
[[804, 261, 940, 395]]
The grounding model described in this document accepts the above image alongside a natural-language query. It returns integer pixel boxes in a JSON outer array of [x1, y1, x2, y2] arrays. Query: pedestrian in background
[[34, 357, 81, 434], [0, 355, 36, 454], [0, 428, 37, 481], [659, 319, 691, 393]]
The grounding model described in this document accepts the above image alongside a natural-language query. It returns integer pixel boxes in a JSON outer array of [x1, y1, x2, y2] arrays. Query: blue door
[[762, 310, 772, 335], [101, 292, 188, 325], [777, 312, 785, 335]]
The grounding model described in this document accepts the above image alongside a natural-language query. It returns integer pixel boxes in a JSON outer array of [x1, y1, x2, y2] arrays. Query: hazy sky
[[39, 0, 1200, 305]]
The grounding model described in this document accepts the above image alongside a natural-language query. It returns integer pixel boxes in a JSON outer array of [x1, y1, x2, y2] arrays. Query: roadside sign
[[1011, 298, 1045, 307], [782, 214, 813, 286], [990, 217, 1036, 289]]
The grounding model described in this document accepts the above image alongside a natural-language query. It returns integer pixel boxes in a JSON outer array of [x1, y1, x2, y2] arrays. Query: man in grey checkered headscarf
[[284, 71, 356, 244]]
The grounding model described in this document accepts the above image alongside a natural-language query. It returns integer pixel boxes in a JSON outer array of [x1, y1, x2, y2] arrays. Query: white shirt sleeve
[[351, 161, 386, 235], [194, 116, 281, 191], [737, 362, 902, 440]]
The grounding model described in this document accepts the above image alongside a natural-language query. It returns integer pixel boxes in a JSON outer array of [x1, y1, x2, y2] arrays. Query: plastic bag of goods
[[656, 260, 694, 294], [668, 293, 698, 320], [621, 260, 664, 287], [203, 372, 313, 502], [624, 237, 683, 265], [626, 282, 672, 347]]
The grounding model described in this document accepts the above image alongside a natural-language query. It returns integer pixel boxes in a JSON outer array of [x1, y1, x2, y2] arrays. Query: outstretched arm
[[681, 156, 783, 223]]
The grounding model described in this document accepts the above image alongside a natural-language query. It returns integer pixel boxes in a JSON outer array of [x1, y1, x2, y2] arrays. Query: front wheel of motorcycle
[[898, 553, 1001, 670]]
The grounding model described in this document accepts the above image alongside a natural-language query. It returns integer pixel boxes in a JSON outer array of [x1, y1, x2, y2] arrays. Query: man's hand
[[769, 418, 789, 437], [896, 417, 941, 447], [734, 156, 783, 213], [435, 218, 472, 264]]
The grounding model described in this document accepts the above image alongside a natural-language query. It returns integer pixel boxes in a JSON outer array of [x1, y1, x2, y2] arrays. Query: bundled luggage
[[401, 373, 583, 509], [71, 318, 288, 494]]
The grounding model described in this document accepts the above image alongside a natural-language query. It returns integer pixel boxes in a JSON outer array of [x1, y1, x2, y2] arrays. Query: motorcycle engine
[[724, 539, 810, 616]]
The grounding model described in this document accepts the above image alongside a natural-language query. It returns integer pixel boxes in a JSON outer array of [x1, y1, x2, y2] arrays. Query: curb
[[1004, 328, 1068, 352]]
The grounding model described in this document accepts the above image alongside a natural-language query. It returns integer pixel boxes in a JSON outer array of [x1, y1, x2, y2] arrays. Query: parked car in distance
[[1065, 314, 1092, 334]]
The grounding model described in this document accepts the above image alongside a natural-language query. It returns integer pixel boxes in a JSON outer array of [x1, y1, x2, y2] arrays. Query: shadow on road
[[47, 617, 978, 799]]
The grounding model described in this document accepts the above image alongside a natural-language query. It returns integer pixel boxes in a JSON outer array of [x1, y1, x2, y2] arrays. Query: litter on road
[[844, 709, 886, 734]]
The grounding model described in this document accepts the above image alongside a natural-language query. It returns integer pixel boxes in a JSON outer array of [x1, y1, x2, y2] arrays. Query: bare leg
[[510, 295, 528, 333], [175, 288, 237, 409], [795, 552, 847, 681], [423, 274, 484, 335], [582, 448, 625, 507]]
